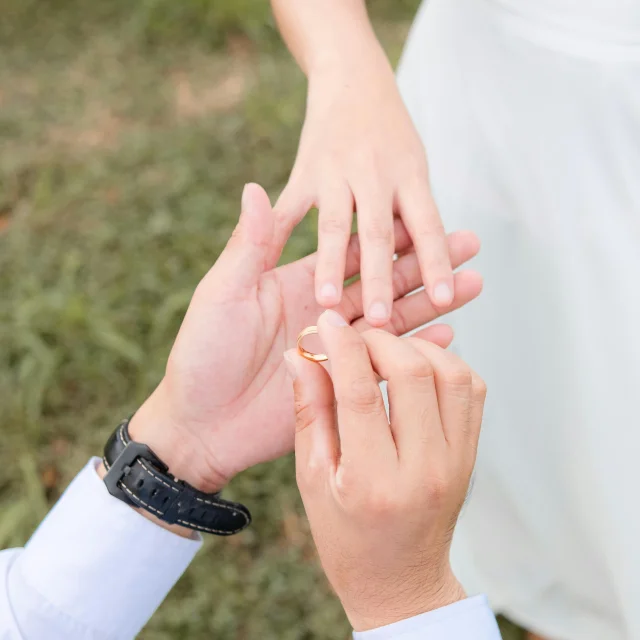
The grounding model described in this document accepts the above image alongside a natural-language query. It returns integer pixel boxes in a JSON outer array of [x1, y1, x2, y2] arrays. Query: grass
[[0, 2, 521, 637]]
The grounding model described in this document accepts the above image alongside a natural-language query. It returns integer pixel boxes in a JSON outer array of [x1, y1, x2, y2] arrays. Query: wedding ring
[[297, 326, 328, 363]]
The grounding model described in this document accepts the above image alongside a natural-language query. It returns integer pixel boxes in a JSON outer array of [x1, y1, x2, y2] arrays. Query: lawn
[[0, 2, 521, 638]]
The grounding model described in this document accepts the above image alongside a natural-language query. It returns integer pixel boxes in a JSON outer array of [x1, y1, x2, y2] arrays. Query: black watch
[[102, 418, 251, 535]]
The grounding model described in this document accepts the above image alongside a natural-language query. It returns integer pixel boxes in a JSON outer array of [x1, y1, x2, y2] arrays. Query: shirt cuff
[[353, 595, 501, 640], [10, 457, 202, 639]]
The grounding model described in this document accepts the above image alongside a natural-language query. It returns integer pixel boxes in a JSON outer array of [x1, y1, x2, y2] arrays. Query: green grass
[[0, 2, 521, 637]]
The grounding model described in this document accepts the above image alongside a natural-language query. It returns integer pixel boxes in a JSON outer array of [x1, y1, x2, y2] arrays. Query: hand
[[274, 51, 451, 327], [289, 310, 486, 631], [129, 184, 482, 494]]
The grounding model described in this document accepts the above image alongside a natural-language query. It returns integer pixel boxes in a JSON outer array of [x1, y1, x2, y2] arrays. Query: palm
[[164, 257, 325, 479]]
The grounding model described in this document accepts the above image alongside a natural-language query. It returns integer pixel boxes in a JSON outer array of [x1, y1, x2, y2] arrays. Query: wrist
[[305, 30, 391, 81], [347, 570, 466, 632], [128, 381, 228, 494], [96, 460, 196, 539]]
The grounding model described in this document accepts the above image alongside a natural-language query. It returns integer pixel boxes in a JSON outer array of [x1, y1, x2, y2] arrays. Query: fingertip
[[457, 270, 484, 298], [317, 309, 351, 358], [459, 229, 481, 256], [241, 182, 271, 213], [319, 309, 349, 328], [316, 281, 341, 307], [366, 300, 391, 327], [238, 183, 275, 247], [432, 324, 454, 348], [431, 280, 454, 307]]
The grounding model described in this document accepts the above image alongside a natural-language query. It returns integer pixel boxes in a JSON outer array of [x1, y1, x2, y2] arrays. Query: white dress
[[397, 1, 640, 638]]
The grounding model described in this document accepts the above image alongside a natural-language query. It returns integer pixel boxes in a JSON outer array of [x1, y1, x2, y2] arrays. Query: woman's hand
[[272, 1, 452, 327], [129, 184, 482, 494], [289, 311, 486, 630]]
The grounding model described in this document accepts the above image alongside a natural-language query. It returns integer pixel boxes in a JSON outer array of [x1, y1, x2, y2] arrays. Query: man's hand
[[289, 310, 486, 631], [128, 183, 482, 493]]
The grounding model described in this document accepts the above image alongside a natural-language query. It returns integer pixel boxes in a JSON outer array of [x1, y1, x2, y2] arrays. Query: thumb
[[284, 350, 339, 483], [205, 183, 275, 297], [267, 179, 313, 270]]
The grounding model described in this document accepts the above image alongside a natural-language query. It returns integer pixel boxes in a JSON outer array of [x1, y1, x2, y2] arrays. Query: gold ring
[[297, 326, 328, 363]]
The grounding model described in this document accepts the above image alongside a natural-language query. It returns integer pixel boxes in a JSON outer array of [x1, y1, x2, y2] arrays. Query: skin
[[124, 183, 482, 502], [288, 310, 487, 631], [102, 184, 484, 623], [271, 0, 453, 327]]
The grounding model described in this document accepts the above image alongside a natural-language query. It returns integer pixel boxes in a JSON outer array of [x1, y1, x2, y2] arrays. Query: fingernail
[[283, 351, 298, 379], [324, 309, 348, 327], [432, 282, 453, 306], [368, 302, 388, 321], [241, 183, 250, 211], [319, 283, 339, 303]]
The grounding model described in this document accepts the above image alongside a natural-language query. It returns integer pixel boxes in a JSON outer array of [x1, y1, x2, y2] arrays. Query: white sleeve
[[0, 458, 201, 640], [353, 595, 502, 640]]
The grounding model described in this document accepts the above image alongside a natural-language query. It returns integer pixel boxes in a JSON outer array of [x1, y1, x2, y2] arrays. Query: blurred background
[[0, 1, 521, 638]]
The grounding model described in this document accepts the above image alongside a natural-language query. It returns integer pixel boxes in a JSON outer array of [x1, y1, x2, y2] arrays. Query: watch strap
[[103, 419, 251, 536]]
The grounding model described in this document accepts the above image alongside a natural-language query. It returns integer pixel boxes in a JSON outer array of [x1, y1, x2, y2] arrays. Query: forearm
[[271, 0, 392, 78]]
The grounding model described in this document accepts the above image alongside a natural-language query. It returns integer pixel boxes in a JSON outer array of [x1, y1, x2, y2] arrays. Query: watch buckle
[[103, 440, 167, 504]]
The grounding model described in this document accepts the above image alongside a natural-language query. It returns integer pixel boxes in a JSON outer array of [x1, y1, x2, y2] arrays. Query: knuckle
[[337, 374, 383, 415], [414, 221, 446, 245], [294, 397, 316, 434], [472, 375, 488, 401], [404, 356, 435, 381], [364, 218, 393, 246], [365, 486, 399, 517], [296, 454, 325, 489], [336, 337, 369, 366], [319, 215, 351, 237], [335, 465, 366, 503], [362, 274, 391, 291], [394, 367, 435, 395], [443, 365, 473, 389], [424, 474, 451, 507]]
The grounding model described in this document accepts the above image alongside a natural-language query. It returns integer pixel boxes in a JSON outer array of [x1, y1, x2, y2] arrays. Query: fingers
[[355, 190, 396, 327], [339, 230, 480, 324], [397, 178, 454, 309], [286, 350, 340, 486], [342, 218, 413, 280], [412, 323, 454, 349], [315, 184, 354, 307], [268, 178, 314, 270], [360, 331, 446, 461], [352, 270, 483, 336], [444, 229, 481, 268], [203, 183, 275, 299], [317, 310, 394, 466], [298, 217, 413, 283], [406, 339, 485, 449], [467, 369, 487, 456]]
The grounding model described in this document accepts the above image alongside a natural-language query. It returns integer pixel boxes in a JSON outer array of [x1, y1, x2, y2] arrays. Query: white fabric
[[355, 596, 501, 640], [0, 459, 201, 639], [397, 1, 640, 639], [0, 458, 499, 639]]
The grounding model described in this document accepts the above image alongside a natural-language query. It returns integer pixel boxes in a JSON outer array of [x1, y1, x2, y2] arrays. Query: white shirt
[[0, 460, 501, 639]]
